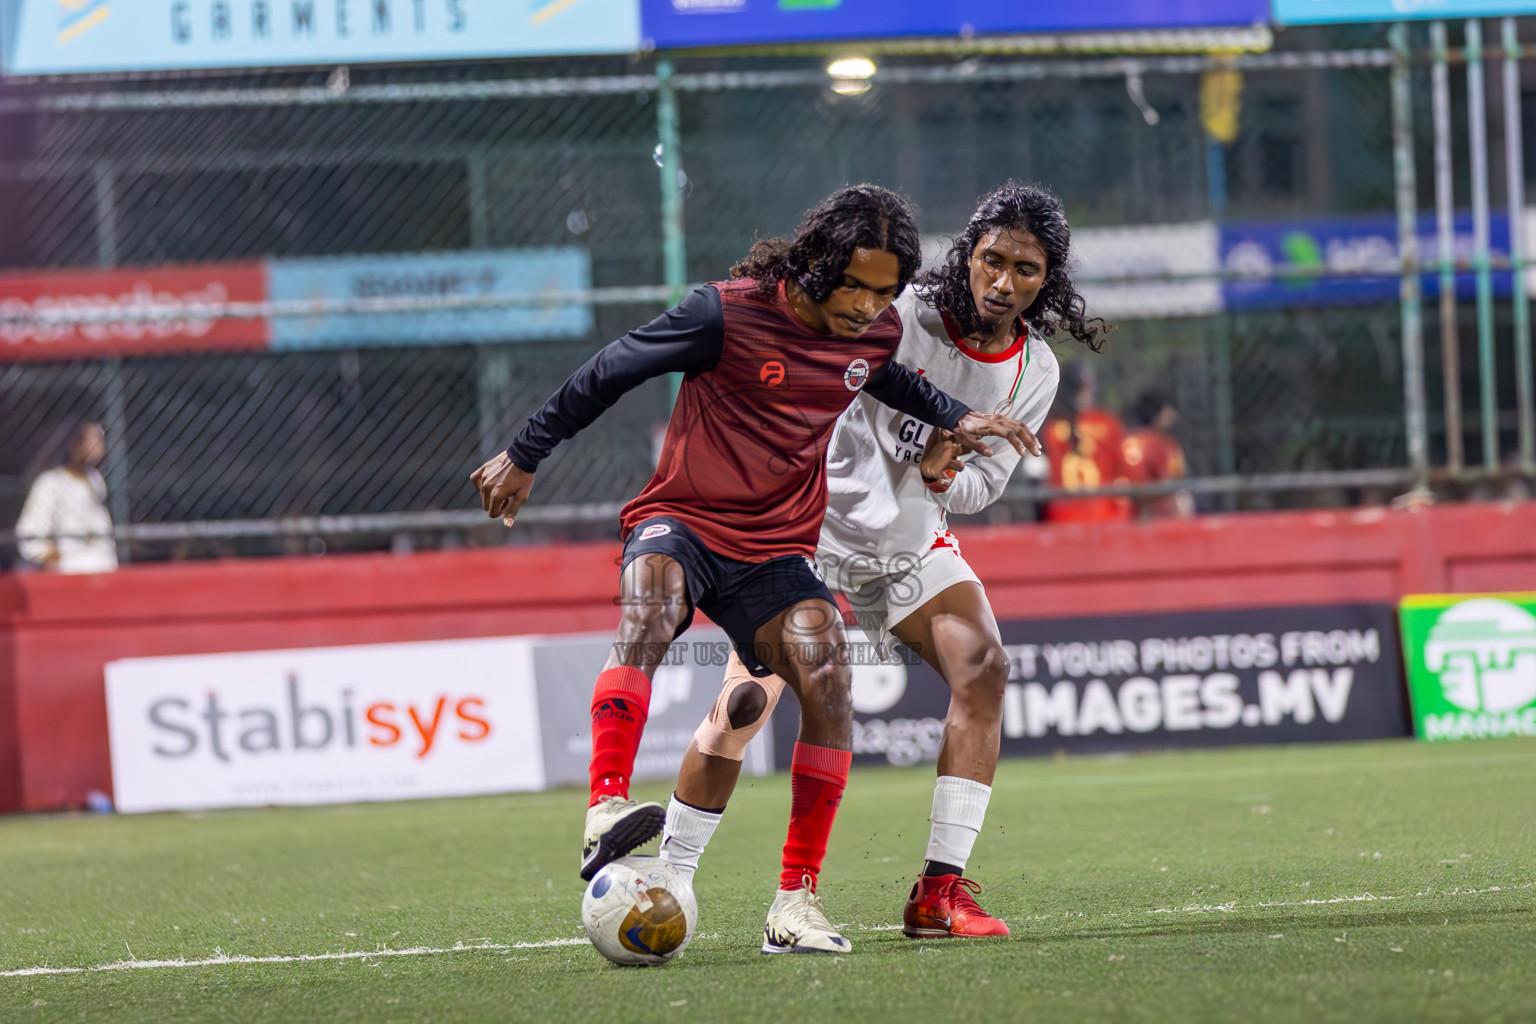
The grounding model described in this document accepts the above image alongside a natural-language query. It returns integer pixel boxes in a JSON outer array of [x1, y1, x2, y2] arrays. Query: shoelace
[[788, 874, 837, 933], [941, 877, 989, 917]]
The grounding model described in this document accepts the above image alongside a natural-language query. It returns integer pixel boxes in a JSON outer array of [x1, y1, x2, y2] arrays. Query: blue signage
[[1272, 0, 1536, 25], [1, 0, 640, 76], [267, 248, 592, 349], [1221, 213, 1514, 310], [640, 0, 1269, 50]]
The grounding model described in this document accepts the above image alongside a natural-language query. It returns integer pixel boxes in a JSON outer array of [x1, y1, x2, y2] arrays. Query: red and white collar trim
[[939, 312, 1027, 364]]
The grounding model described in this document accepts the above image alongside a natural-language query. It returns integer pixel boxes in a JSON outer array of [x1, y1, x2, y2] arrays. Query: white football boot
[[580, 796, 666, 881], [760, 875, 852, 955]]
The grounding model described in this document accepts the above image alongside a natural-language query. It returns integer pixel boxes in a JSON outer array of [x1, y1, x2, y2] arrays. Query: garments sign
[[0, 262, 268, 362], [773, 606, 1409, 768], [1272, 0, 1536, 26], [104, 636, 545, 812], [266, 247, 592, 348], [1, 0, 641, 76], [640, 0, 1269, 50], [1399, 593, 1536, 742]]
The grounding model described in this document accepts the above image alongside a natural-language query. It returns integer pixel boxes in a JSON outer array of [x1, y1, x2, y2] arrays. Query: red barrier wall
[[3, 501, 1535, 812]]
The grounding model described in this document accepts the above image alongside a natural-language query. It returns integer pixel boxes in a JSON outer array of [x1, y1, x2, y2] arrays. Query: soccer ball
[[581, 855, 697, 966]]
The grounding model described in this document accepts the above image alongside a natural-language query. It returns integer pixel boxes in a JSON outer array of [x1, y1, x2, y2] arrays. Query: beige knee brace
[[693, 660, 787, 761]]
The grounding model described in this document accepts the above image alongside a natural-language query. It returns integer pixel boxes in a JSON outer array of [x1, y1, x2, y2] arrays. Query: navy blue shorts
[[620, 516, 836, 677]]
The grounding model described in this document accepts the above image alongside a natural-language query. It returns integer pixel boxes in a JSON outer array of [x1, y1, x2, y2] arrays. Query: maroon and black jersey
[[507, 278, 969, 562]]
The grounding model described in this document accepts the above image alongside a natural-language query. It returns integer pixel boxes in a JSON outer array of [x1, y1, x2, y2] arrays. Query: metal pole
[[92, 163, 118, 267], [1432, 21, 1465, 471], [100, 359, 131, 565], [1392, 23, 1430, 484], [657, 60, 687, 305], [1205, 139, 1227, 219], [1467, 19, 1500, 469], [1212, 320, 1236, 511], [1505, 17, 1535, 472], [466, 152, 489, 250], [656, 58, 687, 401]]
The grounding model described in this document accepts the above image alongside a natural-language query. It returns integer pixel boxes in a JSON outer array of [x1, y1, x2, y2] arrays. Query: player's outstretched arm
[[923, 356, 1057, 514], [919, 426, 1020, 515], [471, 285, 725, 526], [950, 410, 1040, 459], [865, 360, 1040, 460], [471, 451, 535, 525]]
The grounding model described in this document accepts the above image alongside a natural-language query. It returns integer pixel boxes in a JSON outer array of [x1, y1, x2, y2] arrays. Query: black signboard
[[771, 604, 1411, 768]]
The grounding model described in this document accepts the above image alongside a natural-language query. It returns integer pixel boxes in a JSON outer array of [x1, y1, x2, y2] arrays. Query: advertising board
[[0, 262, 268, 362], [774, 606, 1410, 768], [641, 0, 1269, 50], [105, 636, 545, 812], [1273, 1, 1536, 26], [105, 628, 773, 813], [1400, 593, 1536, 742], [266, 247, 592, 348], [2, 0, 641, 76], [531, 629, 775, 788]]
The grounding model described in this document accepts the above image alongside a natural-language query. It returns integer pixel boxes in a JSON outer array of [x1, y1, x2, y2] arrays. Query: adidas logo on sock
[[593, 698, 636, 724]]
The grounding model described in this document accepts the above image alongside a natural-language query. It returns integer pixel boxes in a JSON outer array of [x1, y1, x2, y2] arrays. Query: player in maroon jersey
[[472, 185, 1037, 953], [1122, 390, 1194, 519]]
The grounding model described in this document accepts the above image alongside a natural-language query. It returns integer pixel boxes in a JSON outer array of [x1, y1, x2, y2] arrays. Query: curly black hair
[[730, 184, 922, 302], [916, 181, 1111, 352]]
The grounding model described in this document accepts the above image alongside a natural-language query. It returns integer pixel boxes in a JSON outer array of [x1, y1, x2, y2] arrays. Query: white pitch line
[[0, 938, 591, 979], [7, 881, 1532, 978], [1147, 881, 1533, 916]]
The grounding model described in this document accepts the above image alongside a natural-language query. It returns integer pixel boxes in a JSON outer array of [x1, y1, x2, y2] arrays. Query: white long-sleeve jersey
[[14, 466, 118, 574], [819, 289, 1059, 575]]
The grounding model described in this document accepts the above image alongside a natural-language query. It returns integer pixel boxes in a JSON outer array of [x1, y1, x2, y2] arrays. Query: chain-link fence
[[2, 25, 1531, 565]]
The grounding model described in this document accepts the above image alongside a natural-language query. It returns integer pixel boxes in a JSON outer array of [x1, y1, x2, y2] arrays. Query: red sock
[[589, 666, 652, 806], [779, 742, 852, 891]]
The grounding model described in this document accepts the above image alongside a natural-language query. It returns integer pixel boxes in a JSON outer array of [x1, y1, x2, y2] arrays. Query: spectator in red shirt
[[1041, 362, 1131, 522], [1122, 390, 1194, 520]]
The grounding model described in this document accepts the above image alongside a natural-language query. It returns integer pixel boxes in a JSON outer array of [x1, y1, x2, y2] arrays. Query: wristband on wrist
[[923, 468, 957, 494]]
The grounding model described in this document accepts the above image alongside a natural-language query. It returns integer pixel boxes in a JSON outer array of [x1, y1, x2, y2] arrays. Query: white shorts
[[821, 532, 983, 660]]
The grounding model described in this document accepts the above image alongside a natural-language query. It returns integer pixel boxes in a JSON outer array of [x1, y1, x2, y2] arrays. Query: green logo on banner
[[1400, 594, 1536, 741]]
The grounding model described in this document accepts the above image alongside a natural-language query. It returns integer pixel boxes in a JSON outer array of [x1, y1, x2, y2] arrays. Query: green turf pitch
[[2, 738, 1533, 1023]]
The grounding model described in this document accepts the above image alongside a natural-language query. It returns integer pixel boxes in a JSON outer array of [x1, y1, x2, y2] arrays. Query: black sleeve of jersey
[[506, 286, 724, 472], [864, 359, 971, 429]]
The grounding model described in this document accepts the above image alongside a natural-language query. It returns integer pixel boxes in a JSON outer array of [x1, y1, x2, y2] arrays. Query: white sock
[[924, 776, 992, 872], [658, 794, 723, 880]]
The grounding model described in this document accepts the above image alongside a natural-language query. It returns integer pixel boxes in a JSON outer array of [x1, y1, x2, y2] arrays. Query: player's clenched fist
[[470, 451, 535, 526], [950, 410, 1041, 459]]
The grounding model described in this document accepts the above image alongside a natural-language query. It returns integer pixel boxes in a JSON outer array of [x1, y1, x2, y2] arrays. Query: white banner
[[922, 221, 1220, 322], [105, 637, 544, 813], [1072, 221, 1222, 320]]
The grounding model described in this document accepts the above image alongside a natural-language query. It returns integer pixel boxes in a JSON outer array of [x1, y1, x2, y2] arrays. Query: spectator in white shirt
[[14, 421, 118, 574]]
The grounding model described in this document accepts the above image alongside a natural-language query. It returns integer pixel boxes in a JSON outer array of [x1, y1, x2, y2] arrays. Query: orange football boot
[[902, 874, 1010, 938]]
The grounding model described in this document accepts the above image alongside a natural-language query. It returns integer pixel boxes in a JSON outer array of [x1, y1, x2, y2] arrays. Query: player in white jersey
[[648, 183, 1111, 951]]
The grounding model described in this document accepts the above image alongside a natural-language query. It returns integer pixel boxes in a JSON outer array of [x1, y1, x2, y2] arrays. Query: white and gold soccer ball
[[581, 855, 697, 966]]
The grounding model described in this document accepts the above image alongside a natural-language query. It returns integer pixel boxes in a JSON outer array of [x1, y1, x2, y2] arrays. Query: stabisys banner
[[772, 605, 1409, 768], [105, 636, 545, 812], [104, 628, 774, 813]]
